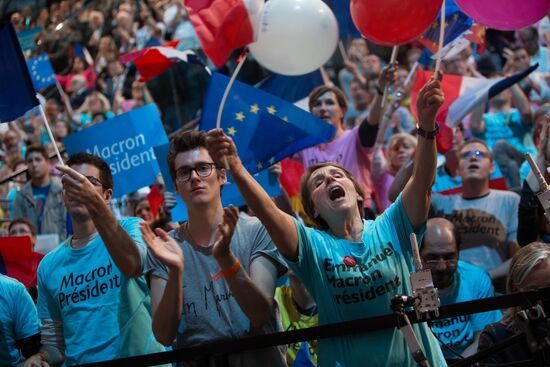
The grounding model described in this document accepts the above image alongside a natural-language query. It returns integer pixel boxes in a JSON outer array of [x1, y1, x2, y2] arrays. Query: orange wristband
[[212, 259, 241, 281]]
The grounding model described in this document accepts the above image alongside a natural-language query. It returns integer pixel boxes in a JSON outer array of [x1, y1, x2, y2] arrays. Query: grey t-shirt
[[146, 213, 287, 367]]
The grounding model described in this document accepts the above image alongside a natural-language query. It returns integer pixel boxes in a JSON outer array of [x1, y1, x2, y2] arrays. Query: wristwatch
[[416, 122, 439, 139]]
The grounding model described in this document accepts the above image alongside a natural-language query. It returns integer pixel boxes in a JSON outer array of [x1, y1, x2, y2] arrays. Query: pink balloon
[[456, 0, 550, 30], [350, 0, 442, 46]]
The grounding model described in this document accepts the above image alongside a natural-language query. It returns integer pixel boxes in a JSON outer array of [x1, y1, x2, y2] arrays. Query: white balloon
[[249, 0, 339, 76]]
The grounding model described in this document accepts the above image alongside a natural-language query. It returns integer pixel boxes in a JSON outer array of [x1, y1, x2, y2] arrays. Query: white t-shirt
[[432, 190, 519, 271]]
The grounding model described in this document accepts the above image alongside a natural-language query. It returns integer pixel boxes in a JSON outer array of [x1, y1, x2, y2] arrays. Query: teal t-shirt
[[475, 108, 535, 154], [286, 196, 447, 367], [0, 274, 40, 366], [37, 217, 166, 365], [431, 261, 502, 360]]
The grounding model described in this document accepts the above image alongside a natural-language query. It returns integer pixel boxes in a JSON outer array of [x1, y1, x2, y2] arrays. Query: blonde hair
[[503, 242, 550, 328], [387, 133, 417, 154]]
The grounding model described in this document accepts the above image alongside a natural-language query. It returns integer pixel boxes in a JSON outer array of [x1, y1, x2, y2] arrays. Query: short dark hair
[[66, 152, 114, 190], [460, 138, 493, 161], [300, 162, 364, 230], [167, 130, 208, 182], [25, 144, 48, 161], [9, 217, 37, 237], [308, 85, 348, 116]]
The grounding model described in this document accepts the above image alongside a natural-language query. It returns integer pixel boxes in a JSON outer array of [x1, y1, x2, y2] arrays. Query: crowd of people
[[1, 1, 550, 366]]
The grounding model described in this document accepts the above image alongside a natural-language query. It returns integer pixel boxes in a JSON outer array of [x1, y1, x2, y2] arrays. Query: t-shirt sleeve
[[375, 194, 427, 259], [247, 218, 288, 276], [121, 217, 148, 274], [284, 219, 324, 292], [37, 262, 61, 320], [470, 269, 502, 332], [13, 282, 40, 340], [143, 249, 169, 280]]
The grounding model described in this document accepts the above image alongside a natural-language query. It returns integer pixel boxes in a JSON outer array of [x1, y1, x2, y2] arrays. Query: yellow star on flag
[[257, 162, 263, 170], [282, 116, 289, 122], [235, 112, 245, 121], [250, 104, 260, 114], [287, 136, 295, 142], [269, 157, 276, 165], [267, 105, 277, 115], [227, 127, 237, 136]]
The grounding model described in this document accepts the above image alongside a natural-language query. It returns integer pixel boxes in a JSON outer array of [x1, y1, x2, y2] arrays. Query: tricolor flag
[[184, 0, 263, 67], [200, 72, 335, 174], [120, 41, 208, 81], [410, 64, 538, 152]]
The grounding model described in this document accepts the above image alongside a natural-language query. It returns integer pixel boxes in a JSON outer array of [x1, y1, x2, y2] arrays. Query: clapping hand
[[140, 222, 183, 271]]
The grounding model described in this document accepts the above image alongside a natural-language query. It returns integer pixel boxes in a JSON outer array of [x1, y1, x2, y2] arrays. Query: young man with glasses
[[138, 130, 287, 366], [431, 139, 520, 292], [421, 218, 501, 363], [24, 153, 167, 366]]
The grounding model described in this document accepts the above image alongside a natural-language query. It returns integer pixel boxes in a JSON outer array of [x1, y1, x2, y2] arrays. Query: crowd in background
[[1, 0, 550, 366]]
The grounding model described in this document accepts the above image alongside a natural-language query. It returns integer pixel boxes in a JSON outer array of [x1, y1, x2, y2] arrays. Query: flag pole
[[216, 50, 249, 170], [37, 98, 64, 165], [403, 61, 419, 89], [382, 45, 399, 108], [434, 0, 446, 79]]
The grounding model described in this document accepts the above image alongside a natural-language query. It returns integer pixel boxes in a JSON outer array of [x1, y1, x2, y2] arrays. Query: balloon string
[[338, 40, 348, 61], [434, 0, 446, 79], [382, 45, 399, 108], [216, 51, 249, 170]]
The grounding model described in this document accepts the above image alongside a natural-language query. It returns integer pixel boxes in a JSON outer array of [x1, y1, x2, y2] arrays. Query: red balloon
[[350, 0, 443, 46]]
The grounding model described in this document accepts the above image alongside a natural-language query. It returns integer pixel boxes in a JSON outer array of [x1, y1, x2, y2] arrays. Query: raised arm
[[206, 130, 299, 260], [358, 63, 397, 147], [57, 165, 143, 277], [402, 73, 444, 229]]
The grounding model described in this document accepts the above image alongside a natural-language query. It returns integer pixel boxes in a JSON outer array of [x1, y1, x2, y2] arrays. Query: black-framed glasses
[[424, 259, 458, 267], [85, 175, 106, 188], [459, 150, 489, 160], [175, 163, 217, 182]]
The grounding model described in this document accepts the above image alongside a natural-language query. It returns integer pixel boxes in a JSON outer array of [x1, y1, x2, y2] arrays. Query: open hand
[[211, 206, 239, 262], [205, 129, 241, 171], [140, 222, 183, 271]]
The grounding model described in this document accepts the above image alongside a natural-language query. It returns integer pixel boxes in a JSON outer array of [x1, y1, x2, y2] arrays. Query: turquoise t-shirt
[[0, 274, 40, 366], [286, 196, 447, 367], [37, 217, 166, 366], [431, 261, 502, 360], [475, 108, 535, 154]]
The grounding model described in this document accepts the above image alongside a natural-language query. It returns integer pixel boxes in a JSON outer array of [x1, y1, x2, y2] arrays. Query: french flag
[[120, 41, 208, 81], [410, 64, 538, 152], [184, 0, 263, 67]]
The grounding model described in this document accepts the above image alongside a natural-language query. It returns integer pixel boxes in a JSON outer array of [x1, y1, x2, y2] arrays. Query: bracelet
[[212, 259, 241, 281], [416, 122, 439, 139]]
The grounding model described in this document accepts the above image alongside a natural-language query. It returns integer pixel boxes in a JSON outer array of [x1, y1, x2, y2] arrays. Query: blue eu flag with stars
[[26, 54, 56, 91], [200, 72, 335, 174]]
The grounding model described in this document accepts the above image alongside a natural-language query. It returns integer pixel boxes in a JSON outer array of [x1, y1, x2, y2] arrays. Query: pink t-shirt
[[293, 126, 373, 207], [373, 170, 395, 212]]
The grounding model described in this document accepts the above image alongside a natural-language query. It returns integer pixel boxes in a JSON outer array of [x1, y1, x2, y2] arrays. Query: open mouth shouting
[[329, 185, 346, 201]]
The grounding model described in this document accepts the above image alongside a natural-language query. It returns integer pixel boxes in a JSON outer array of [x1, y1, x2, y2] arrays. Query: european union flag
[[418, 0, 473, 65], [200, 72, 335, 174], [26, 54, 56, 91], [0, 24, 39, 121]]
